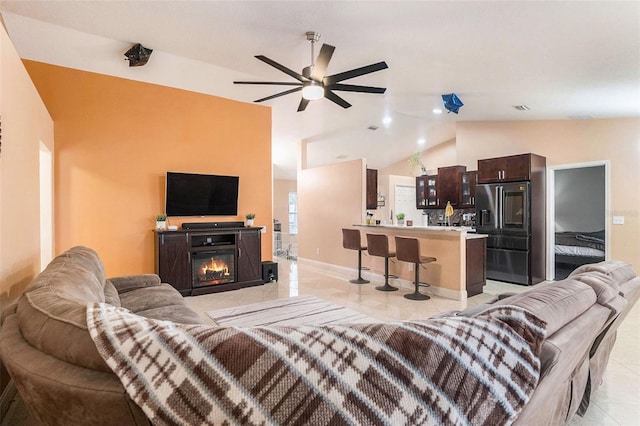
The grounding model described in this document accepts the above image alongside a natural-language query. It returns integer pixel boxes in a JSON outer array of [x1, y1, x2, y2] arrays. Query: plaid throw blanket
[[87, 303, 546, 426]]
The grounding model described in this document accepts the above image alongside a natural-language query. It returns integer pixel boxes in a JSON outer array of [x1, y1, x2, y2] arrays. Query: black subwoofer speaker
[[262, 261, 278, 283]]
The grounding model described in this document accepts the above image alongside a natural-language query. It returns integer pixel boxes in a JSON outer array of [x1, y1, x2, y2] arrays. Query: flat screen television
[[165, 172, 239, 216]]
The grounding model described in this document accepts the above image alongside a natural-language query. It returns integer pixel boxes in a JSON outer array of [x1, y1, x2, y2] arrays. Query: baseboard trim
[[0, 379, 17, 422], [296, 257, 466, 301]]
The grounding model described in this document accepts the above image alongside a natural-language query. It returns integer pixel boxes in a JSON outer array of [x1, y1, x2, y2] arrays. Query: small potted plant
[[396, 213, 406, 226], [245, 213, 255, 227], [155, 214, 167, 230]]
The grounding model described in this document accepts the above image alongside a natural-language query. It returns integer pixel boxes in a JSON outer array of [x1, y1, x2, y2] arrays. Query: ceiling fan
[[234, 32, 388, 112]]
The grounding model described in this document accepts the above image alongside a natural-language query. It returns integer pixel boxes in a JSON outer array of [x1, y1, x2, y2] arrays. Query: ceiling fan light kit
[[234, 31, 388, 111], [302, 81, 324, 100]]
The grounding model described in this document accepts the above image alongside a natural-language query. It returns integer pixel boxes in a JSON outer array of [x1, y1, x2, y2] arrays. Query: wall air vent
[[367, 125, 379, 131]]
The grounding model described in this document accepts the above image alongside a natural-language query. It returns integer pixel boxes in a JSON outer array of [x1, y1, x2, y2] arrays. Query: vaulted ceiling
[[2, 1, 639, 179]]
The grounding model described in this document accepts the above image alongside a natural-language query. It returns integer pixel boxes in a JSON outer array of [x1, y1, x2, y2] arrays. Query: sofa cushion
[[17, 247, 112, 372], [104, 280, 121, 307], [494, 280, 596, 336], [569, 271, 621, 305], [570, 260, 636, 286], [119, 284, 204, 325]]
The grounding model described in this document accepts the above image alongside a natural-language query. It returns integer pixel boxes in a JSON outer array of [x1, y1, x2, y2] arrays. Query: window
[[288, 192, 298, 235]]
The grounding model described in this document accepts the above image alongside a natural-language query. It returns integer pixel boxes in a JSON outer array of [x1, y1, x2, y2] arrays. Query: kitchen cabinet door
[[437, 165, 466, 207], [416, 175, 438, 208], [461, 171, 478, 207], [478, 153, 541, 183], [366, 168, 378, 210]]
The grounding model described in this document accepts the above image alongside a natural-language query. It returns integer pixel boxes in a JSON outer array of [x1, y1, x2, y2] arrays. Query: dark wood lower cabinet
[[466, 237, 487, 297], [155, 227, 264, 296]]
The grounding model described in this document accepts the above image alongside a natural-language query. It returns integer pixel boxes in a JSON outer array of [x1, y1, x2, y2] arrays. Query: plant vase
[[246, 219, 254, 227], [397, 219, 405, 226], [156, 220, 167, 230]]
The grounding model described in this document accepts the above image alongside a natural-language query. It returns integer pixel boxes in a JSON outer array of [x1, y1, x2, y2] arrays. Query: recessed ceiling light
[[432, 108, 443, 114], [382, 116, 392, 126], [418, 138, 426, 145], [513, 105, 531, 111]]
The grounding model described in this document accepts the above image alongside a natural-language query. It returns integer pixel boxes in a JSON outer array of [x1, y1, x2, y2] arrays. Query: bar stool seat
[[366, 233, 398, 292], [342, 228, 370, 284], [395, 236, 436, 301]]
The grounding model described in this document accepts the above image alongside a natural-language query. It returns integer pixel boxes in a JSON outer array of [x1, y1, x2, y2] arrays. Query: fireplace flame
[[202, 258, 229, 276]]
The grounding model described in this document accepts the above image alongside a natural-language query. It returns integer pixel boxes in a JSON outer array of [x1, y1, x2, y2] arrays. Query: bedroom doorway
[[547, 161, 609, 280]]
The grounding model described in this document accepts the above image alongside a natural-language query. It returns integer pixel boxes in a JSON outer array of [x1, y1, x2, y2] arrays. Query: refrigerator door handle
[[494, 186, 500, 229], [497, 185, 504, 229]]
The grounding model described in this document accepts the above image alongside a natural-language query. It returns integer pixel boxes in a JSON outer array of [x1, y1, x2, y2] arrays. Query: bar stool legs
[[405, 265, 430, 300], [376, 256, 398, 292], [350, 249, 369, 284]]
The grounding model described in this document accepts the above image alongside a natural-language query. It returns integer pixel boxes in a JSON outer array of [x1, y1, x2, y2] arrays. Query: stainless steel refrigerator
[[476, 181, 541, 285]]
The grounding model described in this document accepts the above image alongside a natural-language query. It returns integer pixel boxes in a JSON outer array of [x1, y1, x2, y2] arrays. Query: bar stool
[[366, 233, 398, 292], [342, 228, 370, 284], [395, 236, 436, 301]]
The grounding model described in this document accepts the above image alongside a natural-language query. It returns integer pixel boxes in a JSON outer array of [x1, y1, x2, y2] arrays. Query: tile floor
[[3, 257, 639, 425]]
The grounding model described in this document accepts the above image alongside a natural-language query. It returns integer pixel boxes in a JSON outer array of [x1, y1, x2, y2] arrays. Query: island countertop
[[353, 224, 487, 300], [355, 224, 488, 239]]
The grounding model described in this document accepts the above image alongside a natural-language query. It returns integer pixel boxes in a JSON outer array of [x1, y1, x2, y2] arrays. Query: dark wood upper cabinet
[[437, 165, 466, 207], [477, 153, 545, 183], [366, 168, 378, 210], [460, 170, 478, 208], [416, 174, 438, 209]]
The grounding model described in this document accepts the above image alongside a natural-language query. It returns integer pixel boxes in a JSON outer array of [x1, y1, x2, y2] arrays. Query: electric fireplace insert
[[192, 250, 235, 287]]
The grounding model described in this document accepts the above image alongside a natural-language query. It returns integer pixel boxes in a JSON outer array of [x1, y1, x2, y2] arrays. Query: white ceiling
[[2, 1, 639, 179]]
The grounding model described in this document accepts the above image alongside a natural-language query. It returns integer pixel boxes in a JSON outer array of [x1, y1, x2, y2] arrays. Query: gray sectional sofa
[[1, 246, 638, 425]]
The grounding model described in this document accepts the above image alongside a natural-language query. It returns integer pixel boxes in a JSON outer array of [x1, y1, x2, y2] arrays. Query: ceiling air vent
[[513, 105, 531, 111], [367, 125, 379, 131]]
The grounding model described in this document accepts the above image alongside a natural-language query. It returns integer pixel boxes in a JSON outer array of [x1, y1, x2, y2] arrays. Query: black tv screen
[[165, 172, 239, 216]]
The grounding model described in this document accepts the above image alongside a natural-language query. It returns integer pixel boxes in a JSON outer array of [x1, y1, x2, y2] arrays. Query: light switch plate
[[613, 216, 625, 225]]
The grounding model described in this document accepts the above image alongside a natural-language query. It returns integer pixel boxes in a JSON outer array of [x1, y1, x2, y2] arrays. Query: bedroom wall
[[0, 23, 54, 397], [24, 61, 272, 276], [555, 166, 606, 232]]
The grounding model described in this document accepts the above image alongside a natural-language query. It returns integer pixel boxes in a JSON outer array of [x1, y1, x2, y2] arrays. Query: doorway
[[547, 161, 609, 280]]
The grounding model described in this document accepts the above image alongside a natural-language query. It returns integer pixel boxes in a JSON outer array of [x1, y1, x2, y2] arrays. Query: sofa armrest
[[108, 274, 162, 294]]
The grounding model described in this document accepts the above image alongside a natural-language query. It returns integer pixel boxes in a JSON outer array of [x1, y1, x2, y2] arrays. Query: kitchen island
[[355, 224, 487, 300]]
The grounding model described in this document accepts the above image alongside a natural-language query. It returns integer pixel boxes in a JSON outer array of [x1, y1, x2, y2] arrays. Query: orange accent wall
[[24, 60, 272, 276]]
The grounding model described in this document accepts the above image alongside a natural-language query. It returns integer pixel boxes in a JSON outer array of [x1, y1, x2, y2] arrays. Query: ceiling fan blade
[[324, 90, 352, 109], [254, 87, 302, 103], [297, 98, 310, 112], [327, 83, 386, 94], [310, 44, 335, 81], [255, 55, 306, 82], [234, 81, 303, 86], [324, 61, 388, 85]]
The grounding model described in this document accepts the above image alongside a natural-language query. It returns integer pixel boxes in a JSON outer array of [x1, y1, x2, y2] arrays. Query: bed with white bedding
[[555, 230, 605, 279]]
